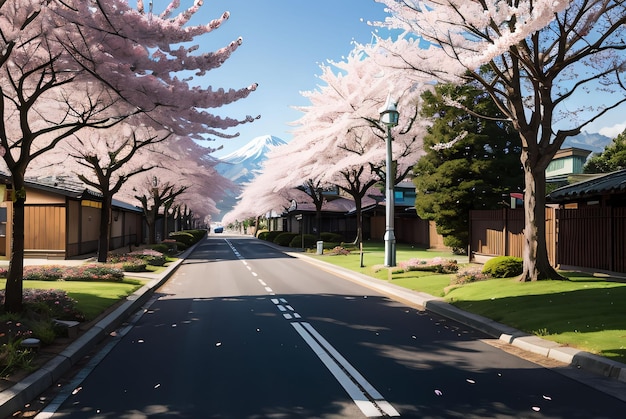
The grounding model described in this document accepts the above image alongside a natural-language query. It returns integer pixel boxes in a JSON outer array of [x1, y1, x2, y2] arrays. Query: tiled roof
[[0, 172, 140, 212], [546, 170, 626, 203]]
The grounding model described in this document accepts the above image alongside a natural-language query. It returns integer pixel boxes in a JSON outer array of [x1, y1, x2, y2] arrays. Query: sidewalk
[[1, 241, 625, 416]]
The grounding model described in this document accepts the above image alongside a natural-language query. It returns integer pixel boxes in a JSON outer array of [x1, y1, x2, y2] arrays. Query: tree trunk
[[519, 150, 565, 281], [147, 209, 157, 244], [97, 195, 113, 263], [5, 175, 26, 313], [354, 196, 363, 246]]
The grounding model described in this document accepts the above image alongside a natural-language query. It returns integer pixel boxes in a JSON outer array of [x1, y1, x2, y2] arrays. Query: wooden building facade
[[0, 176, 143, 259]]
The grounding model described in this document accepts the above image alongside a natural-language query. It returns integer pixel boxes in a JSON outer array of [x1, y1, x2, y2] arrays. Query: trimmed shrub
[[187, 229, 207, 241], [107, 255, 147, 272], [129, 249, 167, 266], [151, 243, 169, 254], [289, 234, 317, 248], [482, 256, 523, 278], [169, 231, 195, 247], [273, 232, 298, 247], [256, 229, 269, 238], [320, 232, 344, 243], [257, 231, 271, 241], [259, 230, 284, 243], [121, 259, 148, 272]]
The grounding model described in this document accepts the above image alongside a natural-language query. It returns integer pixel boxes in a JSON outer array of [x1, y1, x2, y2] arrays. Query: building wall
[[24, 205, 66, 253]]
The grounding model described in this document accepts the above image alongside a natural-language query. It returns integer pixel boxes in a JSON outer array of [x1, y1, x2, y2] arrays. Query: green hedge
[[259, 230, 280, 242], [320, 232, 344, 242], [167, 229, 206, 249], [273, 232, 298, 247], [289, 234, 317, 248], [168, 231, 195, 246], [482, 256, 523, 278]]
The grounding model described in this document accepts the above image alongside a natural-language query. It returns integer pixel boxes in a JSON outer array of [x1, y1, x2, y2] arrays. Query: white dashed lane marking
[[225, 239, 399, 417]]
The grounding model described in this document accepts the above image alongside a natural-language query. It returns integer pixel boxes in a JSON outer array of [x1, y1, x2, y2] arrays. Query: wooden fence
[[470, 207, 626, 273], [469, 208, 557, 267], [556, 207, 626, 273]]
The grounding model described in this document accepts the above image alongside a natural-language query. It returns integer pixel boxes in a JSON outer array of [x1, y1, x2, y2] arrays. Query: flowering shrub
[[122, 259, 148, 272], [23, 266, 64, 281], [0, 289, 84, 335], [398, 257, 459, 274], [62, 264, 124, 282], [20, 289, 85, 321], [0, 289, 85, 374], [327, 246, 351, 256], [451, 267, 491, 285], [129, 249, 167, 266]]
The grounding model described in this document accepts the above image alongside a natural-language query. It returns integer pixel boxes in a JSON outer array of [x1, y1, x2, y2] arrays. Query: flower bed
[[0, 265, 126, 282], [327, 246, 351, 256], [451, 267, 490, 285], [398, 257, 459, 274]]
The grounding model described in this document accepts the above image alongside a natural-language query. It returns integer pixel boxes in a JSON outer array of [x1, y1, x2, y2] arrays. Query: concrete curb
[[287, 248, 626, 386], [0, 246, 193, 418]]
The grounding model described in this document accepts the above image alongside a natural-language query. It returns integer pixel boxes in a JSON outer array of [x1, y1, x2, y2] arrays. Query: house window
[[394, 190, 404, 201]]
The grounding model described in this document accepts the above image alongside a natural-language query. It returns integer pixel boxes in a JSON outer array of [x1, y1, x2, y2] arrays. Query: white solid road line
[[229, 238, 400, 417], [292, 322, 401, 417]]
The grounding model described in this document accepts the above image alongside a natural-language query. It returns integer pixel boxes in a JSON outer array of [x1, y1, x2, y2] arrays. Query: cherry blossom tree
[[134, 174, 187, 245], [229, 49, 428, 245], [223, 161, 300, 226], [66, 124, 168, 261], [0, 0, 258, 312], [370, 0, 626, 280], [283, 50, 428, 244]]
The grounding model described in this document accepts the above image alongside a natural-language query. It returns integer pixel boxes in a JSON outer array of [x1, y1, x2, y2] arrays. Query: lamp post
[[379, 93, 399, 267]]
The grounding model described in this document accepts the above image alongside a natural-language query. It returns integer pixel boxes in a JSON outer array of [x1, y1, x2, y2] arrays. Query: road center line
[[226, 239, 398, 416], [292, 322, 399, 417]]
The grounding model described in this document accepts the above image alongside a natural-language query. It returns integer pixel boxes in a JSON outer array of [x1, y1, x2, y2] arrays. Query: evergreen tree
[[584, 129, 626, 173], [414, 83, 523, 252]]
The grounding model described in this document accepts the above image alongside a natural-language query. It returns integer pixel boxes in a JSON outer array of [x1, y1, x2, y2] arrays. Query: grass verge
[[0, 278, 145, 321], [310, 242, 626, 363]]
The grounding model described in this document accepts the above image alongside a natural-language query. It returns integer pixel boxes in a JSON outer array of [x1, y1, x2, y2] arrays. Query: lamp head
[[379, 92, 399, 127]]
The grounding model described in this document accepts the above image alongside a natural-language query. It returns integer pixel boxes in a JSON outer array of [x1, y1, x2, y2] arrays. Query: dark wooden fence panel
[[557, 207, 626, 273], [614, 208, 626, 273], [471, 207, 625, 273], [470, 208, 556, 266], [557, 208, 612, 271]]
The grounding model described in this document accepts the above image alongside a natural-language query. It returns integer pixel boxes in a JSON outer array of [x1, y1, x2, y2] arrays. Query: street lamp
[[379, 92, 399, 267]]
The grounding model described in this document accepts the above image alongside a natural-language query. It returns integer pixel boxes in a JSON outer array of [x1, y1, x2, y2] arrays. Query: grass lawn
[[310, 242, 626, 363], [0, 279, 145, 321]]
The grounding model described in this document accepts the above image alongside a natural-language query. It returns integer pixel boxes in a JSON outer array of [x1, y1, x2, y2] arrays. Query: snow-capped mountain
[[215, 134, 286, 217], [216, 134, 286, 184]]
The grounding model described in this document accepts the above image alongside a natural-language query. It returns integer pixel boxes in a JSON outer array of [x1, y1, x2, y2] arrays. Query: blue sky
[[182, 1, 625, 157], [185, 0, 389, 157]]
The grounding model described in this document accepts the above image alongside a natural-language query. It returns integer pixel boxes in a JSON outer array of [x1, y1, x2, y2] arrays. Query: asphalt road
[[38, 236, 626, 418]]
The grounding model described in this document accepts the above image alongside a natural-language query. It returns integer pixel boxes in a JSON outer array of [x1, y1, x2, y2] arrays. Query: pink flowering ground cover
[[398, 257, 459, 274]]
